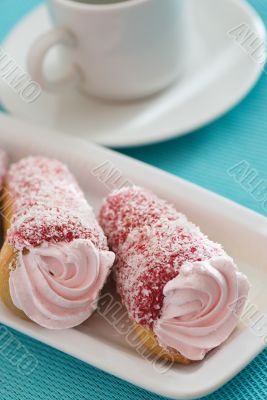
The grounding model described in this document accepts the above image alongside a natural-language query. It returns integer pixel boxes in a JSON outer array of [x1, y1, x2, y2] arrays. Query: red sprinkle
[[7, 157, 108, 251], [99, 187, 225, 329]]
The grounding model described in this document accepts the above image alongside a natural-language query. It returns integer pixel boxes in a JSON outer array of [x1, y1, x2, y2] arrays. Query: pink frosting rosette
[[155, 256, 250, 360]]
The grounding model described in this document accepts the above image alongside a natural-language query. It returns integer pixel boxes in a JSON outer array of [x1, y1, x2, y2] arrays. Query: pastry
[[0, 156, 115, 329], [99, 186, 250, 363], [0, 149, 8, 243], [0, 149, 8, 189]]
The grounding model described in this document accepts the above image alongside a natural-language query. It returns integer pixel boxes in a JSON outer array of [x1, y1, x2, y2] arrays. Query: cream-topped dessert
[[0, 157, 115, 329], [99, 186, 250, 363]]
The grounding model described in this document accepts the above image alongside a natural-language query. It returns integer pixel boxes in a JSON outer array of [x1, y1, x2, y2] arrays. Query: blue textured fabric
[[0, 0, 266, 399]]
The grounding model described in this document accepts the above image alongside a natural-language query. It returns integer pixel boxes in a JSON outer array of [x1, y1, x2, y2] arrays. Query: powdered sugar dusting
[[99, 187, 225, 329], [7, 157, 108, 251]]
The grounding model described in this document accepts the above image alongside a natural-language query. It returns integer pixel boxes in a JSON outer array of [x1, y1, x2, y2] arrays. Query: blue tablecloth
[[0, 1, 266, 399]]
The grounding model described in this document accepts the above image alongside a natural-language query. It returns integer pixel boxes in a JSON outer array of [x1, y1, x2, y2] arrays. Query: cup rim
[[50, 0, 149, 11]]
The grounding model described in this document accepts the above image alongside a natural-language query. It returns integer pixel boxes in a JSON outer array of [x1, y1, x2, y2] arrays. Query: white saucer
[[0, 0, 265, 147]]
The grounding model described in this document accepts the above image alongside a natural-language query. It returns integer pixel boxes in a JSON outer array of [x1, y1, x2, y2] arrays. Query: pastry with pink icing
[[99, 186, 250, 363], [0, 156, 115, 329], [0, 148, 8, 242]]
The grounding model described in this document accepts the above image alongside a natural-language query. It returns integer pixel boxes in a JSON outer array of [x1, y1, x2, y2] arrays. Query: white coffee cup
[[28, 0, 189, 101]]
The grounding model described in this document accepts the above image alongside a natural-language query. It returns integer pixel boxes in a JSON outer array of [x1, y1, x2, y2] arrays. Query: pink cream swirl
[[9, 239, 115, 329], [154, 256, 250, 360]]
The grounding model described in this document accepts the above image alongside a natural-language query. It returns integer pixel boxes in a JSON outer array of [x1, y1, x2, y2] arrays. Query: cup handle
[[28, 27, 82, 92]]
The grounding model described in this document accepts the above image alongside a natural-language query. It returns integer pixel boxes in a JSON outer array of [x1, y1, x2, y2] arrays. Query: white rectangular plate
[[0, 114, 266, 399]]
